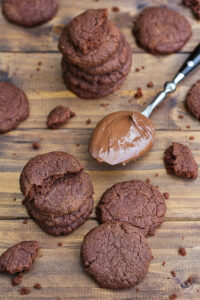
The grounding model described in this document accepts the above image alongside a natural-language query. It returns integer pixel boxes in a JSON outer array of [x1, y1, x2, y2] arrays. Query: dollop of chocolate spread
[[89, 111, 155, 165]]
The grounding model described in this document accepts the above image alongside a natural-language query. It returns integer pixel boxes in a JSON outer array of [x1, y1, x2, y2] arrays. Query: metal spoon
[[89, 43, 200, 166]]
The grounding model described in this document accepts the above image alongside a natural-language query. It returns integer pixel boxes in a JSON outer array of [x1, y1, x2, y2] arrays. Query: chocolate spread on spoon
[[89, 111, 155, 165]]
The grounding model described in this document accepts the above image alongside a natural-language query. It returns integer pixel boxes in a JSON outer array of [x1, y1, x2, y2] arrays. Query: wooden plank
[[0, 219, 200, 300], [0, 0, 199, 53], [0, 52, 200, 131], [0, 130, 199, 220]]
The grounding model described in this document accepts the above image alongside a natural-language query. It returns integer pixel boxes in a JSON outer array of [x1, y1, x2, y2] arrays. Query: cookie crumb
[[76, 143, 80, 147], [162, 261, 166, 266], [100, 103, 109, 107], [171, 270, 177, 277], [23, 219, 28, 224], [141, 66, 145, 69], [32, 142, 41, 150], [13, 198, 16, 201], [186, 125, 191, 129], [33, 283, 41, 289], [155, 173, 159, 177], [134, 87, 143, 99], [36, 67, 40, 72], [178, 247, 186, 256], [135, 68, 140, 72], [112, 6, 120, 12], [178, 114, 184, 119], [169, 294, 177, 300], [136, 287, 140, 292], [86, 119, 91, 125], [19, 287, 31, 295], [38, 62, 42, 66], [12, 273, 23, 286], [13, 153, 16, 156], [182, 236, 184, 240], [163, 192, 170, 199], [145, 178, 150, 184], [147, 81, 154, 88], [57, 242, 62, 246], [189, 136, 195, 140]]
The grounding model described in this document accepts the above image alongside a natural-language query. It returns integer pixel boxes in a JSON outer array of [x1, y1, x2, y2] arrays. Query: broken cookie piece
[[47, 106, 75, 129], [164, 142, 198, 179]]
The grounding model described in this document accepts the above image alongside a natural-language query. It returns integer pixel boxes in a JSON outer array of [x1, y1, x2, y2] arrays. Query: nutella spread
[[89, 111, 155, 165]]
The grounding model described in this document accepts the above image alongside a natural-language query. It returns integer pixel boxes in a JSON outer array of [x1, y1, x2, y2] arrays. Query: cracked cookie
[[2, 0, 59, 27], [0, 81, 29, 134], [186, 80, 200, 120], [0, 241, 39, 274], [133, 7, 192, 54], [81, 222, 152, 289], [97, 180, 166, 236], [20, 152, 94, 236], [164, 142, 198, 179]]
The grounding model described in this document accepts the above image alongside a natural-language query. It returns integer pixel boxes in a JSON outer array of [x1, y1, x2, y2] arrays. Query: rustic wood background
[[0, 0, 200, 299]]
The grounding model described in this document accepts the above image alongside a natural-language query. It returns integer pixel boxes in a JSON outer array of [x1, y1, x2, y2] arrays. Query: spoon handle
[[142, 43, 200, 118]]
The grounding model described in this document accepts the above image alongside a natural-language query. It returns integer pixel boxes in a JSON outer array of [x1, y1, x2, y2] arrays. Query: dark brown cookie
[[47, 106, 75, 129], [164, 142, 198, 179], [186, 80, 200, 120], [20, 152, 94, 236], [133, 7, 192, 54], [58, 9, 120, 68], [0, 81, 29, 133], [183, 0, 200, 19], [2, 0, 59, 27], [62, 40, 132, 86], [0, 241, 39, 274], [63, 75, 126, 99], [81, 222, 152, 289], [97, 180, 166, 236]]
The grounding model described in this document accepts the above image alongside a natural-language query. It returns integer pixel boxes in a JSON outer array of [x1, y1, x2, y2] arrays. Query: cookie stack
[[58, 9, 132, 99], [20, 152, 94, 236]]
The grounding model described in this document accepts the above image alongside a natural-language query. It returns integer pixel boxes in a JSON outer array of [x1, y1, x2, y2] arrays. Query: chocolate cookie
[[164, 142, 198, 179], [47, 106, 75, 129], [62, 41, 132, 86], [0, 241, 39, 274], [133, 7, 192, 54], [20, 152, 94, 236], [0, 81, 29, 133], [2, 0, 59, 27], [97, 180, 166, 236], [81, 222, 152, 289], [183, 0, 200, 20], [59, 9, 120, 68], [186, 80, 200, 120]]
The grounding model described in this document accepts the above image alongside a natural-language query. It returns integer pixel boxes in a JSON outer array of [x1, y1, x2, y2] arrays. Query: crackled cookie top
[[0, 81, 29, 133], [97, 180, 166, 236], [81, 222, 152, 289], [2, 0, 59, 27], [133, 7, 192, 54]]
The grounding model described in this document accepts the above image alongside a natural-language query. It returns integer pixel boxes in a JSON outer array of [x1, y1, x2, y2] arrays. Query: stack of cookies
[[20, 152, 94, 236], [58, 9, 132, 99]]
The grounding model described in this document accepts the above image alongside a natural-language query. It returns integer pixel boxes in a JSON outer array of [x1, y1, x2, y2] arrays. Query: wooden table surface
[[0, 0, 200, 299]]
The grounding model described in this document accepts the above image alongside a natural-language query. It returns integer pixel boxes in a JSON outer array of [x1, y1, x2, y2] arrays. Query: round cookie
[[133, 7, 192, 54], [186, 80, 200, 120], [20, 152, 94, 236], [62, 42, 132, 86], [96, 180, 166, 236], [58, 9, 120, 68], [81, 222, 152, 289], [0, 81, 29, 133], [2, 0, 59, 27]]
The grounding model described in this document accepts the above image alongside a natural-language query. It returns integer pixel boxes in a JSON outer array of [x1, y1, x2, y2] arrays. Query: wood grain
[[0, 0, 200, 299]]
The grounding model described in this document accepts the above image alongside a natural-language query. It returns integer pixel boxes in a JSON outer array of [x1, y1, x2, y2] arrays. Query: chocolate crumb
[[141, 66, 145, 69], [134, 87, 143, 99], [169, 294, 177, 300], [38, 62, 42, 66], [13, 153, 16, 156], [135, 68, 140, 72], [36, 68, 40, 72], [186, 125, 191, 129], [189, 136, 195, 140], [12, 273, 23, 286], [23, 219, 28, 224], [178, 247, 186, 256], [136, 287, 140, 292], [100, 103, 109, 107], [163, 193, 170, 199], [155, 173, 159, 177], [32, 142, 41, 150], [162, 261, 166, 266], [86, 119, 91, 125], [146, 178, 150, 184], [178, 114, 184, 119], [57, 242, 62, 246], [171, 271, 177, 277], [112, 6, 120, 12], [13, 198, 16, 201], [147, 81, 154, 88], [19, 287, 31, 295], [76, 143, 80, 147], [34, 283, 41, 289]]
